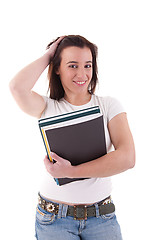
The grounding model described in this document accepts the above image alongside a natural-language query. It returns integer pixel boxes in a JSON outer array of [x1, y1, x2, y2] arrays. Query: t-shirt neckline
[[62, 94, 94, 108]]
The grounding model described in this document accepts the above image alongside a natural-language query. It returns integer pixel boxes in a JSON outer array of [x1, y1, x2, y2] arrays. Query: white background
[[1, 0, 160, 239]]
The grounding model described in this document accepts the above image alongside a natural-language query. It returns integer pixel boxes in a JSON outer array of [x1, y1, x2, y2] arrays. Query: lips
[[73, 81, 87, 86]]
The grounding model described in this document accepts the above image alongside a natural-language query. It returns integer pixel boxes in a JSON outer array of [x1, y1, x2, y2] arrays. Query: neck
[[64, 93, 92, 106]]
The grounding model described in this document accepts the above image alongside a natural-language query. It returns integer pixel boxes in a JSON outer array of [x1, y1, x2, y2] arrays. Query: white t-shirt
[[39, 94, 125, 204]]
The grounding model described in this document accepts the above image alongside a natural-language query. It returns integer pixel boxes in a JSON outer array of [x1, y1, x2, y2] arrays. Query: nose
[[76, 67, 87, 80]]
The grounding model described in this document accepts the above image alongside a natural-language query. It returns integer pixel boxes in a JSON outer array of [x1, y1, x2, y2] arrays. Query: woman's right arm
[[9, 36, 64, 118]]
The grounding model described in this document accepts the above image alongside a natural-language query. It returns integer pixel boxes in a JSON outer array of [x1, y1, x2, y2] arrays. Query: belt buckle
[[73, 205, 87, 220], [46, 202, 55, 213]]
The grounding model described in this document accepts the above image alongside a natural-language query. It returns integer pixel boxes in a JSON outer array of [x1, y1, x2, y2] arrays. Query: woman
[[9, 35, 135, 240]]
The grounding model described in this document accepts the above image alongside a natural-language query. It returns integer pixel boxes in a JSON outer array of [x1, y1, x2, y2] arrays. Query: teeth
[[76, 81, 85, 85]]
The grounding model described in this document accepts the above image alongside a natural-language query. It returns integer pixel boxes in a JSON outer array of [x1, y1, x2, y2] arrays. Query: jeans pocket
[[36, 206, 56, 225], [100, 211, 115, 220]]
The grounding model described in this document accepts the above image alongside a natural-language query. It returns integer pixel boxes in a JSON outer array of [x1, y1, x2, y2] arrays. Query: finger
[[57, 35, 66, 43], [50, 152, 60, 160], [54, 36, 66, 46], [44, 156, 54, 172], [44, 155, 51, 165], [50, 152, 64, 164]]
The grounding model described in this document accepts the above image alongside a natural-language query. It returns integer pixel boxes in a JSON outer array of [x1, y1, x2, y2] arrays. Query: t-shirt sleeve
[[105, 96, 126, 122], [40, 96, 57, 119], [40, 95, 49, 119]]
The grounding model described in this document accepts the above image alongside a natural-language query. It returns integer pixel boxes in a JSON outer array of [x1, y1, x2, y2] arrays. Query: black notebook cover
[[46, 116, 106, 185], [38, 107, 107, 186]]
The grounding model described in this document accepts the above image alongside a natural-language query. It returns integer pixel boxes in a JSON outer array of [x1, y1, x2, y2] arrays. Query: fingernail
[[51, 152, 55, 157]]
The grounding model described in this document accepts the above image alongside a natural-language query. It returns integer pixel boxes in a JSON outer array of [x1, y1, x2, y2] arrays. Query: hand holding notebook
[[44, 152, 74, 179]]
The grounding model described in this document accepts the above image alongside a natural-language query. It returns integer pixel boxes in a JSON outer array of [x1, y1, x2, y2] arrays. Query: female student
[[9, 35, 135, 240]]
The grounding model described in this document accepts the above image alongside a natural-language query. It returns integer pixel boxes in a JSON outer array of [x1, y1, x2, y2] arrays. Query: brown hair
[[46, 35, 98, 100]]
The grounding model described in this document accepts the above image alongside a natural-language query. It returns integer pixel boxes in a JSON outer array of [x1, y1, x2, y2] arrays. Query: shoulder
[[94, 94, 124, 109], [40, 96, 71, 119], [40, 96, 59, 119], [94, 95, 125, 122], [95, 95, 120, 104]]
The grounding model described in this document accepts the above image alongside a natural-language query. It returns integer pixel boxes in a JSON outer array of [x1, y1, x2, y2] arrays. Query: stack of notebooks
[[38, 106, 107, 186]]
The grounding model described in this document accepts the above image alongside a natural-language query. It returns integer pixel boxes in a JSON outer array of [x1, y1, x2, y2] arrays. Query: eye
[[69, 65, 78, 69], [85, 64, 92, 68]]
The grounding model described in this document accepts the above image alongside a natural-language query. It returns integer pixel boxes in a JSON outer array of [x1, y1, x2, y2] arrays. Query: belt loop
[[61, 204, 68, 218], [94, 203, 100, 218], [57, 204, 62, 219]]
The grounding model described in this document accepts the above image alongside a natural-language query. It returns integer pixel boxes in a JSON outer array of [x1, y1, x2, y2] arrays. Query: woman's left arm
[[72, 112, 135, 178], [44, 113, 135, 178]]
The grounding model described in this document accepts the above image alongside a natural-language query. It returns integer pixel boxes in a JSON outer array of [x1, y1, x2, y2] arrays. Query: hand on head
[[46, 36, 66, 59]]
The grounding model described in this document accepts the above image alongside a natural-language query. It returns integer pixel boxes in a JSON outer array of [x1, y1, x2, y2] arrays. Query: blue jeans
[[35, 199, 123, 240]]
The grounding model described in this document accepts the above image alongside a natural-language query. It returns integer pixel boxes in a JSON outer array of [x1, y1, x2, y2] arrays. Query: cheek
[[64, 71, 76, 81], [59, 69, 68, 80], [60, 72, 74, 86], [87, 70, 93, 79]]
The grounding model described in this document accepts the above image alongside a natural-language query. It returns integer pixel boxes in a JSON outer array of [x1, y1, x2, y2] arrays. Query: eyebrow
[[67, 61, 92, 64]]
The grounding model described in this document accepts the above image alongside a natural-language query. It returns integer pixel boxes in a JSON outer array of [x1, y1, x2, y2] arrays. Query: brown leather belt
[[38, 193, 115, 220]]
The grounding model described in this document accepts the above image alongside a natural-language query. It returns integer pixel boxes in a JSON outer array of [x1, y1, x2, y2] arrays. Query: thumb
[[50, 152, 61, 162]]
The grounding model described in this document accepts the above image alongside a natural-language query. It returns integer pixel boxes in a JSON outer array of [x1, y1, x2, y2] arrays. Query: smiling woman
[[9, 35, 135, 240], [47, 35, 98, 103], [56, 46, 93, 105], [66, 57, 92, 87]]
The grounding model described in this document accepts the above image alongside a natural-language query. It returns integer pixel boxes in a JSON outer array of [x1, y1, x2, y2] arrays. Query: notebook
[[38, 106, 107, 186]]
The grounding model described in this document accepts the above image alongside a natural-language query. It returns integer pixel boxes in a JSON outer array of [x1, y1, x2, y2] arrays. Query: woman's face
[[57, 46, 93, 97]]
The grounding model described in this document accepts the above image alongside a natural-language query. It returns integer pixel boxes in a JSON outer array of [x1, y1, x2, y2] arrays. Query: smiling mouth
[[73, 81, 87, 86]]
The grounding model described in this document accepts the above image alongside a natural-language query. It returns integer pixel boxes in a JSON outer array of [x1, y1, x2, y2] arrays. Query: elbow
[[127, 150, 136, 169], [118, 145, 136, 170], [120, 147, 135, 170], [9, 79, 24, 97], [129, 156, 136, 169], [9, 80, 18, 95]]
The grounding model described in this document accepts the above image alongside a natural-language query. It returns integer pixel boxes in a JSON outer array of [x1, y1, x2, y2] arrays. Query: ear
[[56, 68, 60, 75]]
